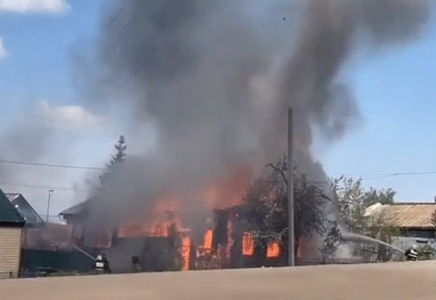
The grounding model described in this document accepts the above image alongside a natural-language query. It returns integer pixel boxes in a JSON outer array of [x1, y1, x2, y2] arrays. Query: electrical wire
[[0, 181, 80, 191], [1, 158, 436, 192], [0, 158, 105, 171]]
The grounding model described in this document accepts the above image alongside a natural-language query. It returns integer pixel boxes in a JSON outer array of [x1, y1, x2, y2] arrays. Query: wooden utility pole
[[288, 108, 295, 266]]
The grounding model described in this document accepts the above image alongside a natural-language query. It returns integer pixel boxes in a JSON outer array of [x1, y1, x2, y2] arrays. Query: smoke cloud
[[0, 102, 109, 217], [78, 0, 430, 243]]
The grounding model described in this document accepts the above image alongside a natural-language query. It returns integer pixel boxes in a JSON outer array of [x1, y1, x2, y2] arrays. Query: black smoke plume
[[77, 0, 430, 248]]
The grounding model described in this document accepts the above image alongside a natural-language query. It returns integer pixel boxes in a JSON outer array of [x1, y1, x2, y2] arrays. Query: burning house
[[64, 0, 431, 273], [60, 190, 306, 273], [59, 199, 270, 272]]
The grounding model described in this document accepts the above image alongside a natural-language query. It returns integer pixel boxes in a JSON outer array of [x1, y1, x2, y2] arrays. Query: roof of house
[[5, 193, 20, 202], [59, 200, 89, 216], [367, 202, 436, 229], [0, 189, 26, 225], [5, 193, 45, 224]]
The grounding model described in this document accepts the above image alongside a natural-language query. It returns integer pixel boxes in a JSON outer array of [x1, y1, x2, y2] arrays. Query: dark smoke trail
[[77, 0, 430, 247]]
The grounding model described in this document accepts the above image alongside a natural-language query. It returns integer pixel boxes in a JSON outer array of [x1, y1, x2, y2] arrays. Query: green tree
[[320, 220, 343, 261], [243, 157, 330, 260], [417, 243, 436, 261], [99, 135, 127, 186], [332, 177, 367, 233], [332, 177, 398, 261], [363, 187, 395, 206], [332, 177, 395, 231]]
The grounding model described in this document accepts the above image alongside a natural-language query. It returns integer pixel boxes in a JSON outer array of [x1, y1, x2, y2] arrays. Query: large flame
[[181, 236, 191, 271], [118, 198, 189, 238], [113, 166, 264, 270], [242, 232, 254, 256], [267, 242, 280, 258], [203, 229, 213, 252], [118, 165, 252, 239], [203, 166, 252, 209]]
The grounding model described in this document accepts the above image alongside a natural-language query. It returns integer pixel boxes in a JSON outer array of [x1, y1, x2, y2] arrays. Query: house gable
[[5, 193, 44, 225], [0, 189, 25, 227]]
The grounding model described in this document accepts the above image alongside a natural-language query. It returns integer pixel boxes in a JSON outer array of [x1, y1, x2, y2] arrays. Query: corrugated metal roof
[[371, 203, 436, 229], [0, 189, 25, 225]]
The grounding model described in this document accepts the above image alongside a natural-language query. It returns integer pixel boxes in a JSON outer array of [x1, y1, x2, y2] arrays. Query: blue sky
[[0, 0, 115, 218], [1, 0, 436, 217], [322, 18, 436, 202]]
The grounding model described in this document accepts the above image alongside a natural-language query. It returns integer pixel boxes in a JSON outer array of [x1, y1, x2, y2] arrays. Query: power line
[[0, 181, 80, 191], [2, 157, 436, 179], [305, 171, 436, 185], [290, 160, 436, 184], [338, 171, 436, 181], [1, 158, 436, 192], [342, 171, 436, 177], [0, 159, 105, 171]]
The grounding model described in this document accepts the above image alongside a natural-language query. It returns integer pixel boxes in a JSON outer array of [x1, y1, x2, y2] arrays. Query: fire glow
[[112, 166, 291, 270]]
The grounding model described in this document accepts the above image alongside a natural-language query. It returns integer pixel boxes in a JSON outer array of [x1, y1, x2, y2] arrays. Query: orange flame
[[203, 229, 213, 252], [118, 198, 189, 238], [96, 233, 112, 248], [242, 232, 254, 256], [267, 242, 280, 258], [115, 165, 254, 271], [181, 236, 191, 271], [204, 165, 253, 209]]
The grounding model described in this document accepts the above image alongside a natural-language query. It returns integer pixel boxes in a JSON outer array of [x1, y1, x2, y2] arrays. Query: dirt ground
[[1, 261, 436, 300]]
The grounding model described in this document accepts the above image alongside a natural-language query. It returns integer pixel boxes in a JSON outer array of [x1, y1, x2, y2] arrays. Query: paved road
[[1, 262, 436, 300]]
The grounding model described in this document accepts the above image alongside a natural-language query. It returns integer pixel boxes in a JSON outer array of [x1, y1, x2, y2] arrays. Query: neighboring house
[[3, 194, 74, 251], [59, 198, 113, 248], [59, 200, 89, 244], [0, 189, 26, 274], [366, 202, 436, 250], [5, 193, 45, 227], [59, 200, 89, 226]]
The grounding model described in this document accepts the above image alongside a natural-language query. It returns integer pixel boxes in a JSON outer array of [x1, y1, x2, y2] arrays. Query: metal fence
[[21, 249, 94, 274], [300, 257, 378, 266], [1, 258, 380, 280], [0, 272, 20, 280], [0, 270, 92, 280], [0, 271, 44, 280]]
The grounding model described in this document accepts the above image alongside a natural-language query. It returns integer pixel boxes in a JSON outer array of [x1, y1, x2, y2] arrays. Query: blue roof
[[0, 189, 25, 225]]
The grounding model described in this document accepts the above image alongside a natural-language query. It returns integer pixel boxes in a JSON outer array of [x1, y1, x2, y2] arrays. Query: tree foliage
[[99, 135, 127, 186], [331, 177, 398, 261], [332, 177, 395, 232], [242, 157, 330, 256], [417, 243, 436, 261], [320, 220, 342, 260]]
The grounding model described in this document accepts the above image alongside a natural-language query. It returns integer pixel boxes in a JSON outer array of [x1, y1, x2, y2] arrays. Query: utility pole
[[288, 108, 295, 266], [46, 190, 54, 223]]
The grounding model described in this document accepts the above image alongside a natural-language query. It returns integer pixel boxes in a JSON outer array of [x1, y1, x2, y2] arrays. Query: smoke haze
[[0, 101, 110, 218], [77, 0, 431, 243]]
